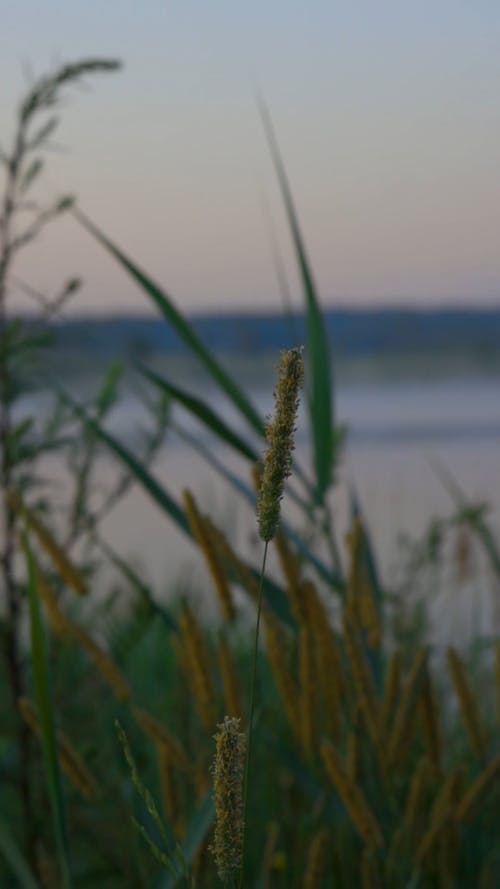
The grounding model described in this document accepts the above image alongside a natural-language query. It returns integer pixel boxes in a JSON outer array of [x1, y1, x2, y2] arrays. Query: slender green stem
[[239, 541, 268, 888]]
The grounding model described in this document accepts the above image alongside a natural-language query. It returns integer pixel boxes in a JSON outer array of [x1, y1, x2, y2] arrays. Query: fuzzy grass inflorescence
[[257, 347, 304, 543], [211, 717, 246, 884]]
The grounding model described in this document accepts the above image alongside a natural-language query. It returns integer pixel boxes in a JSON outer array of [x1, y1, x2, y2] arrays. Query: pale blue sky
[[1, 1, 500, 314]]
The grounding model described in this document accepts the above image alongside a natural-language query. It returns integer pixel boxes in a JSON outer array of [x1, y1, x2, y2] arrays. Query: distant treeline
[[40, 307, 500, 360]]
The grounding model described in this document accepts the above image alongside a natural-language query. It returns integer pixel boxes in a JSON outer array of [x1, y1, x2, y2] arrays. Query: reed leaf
[[140, 365, 259, 462], [258, 98, 334, 504]]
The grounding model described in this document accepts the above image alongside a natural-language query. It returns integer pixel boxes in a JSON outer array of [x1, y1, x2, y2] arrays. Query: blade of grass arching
[[139, 365, 259, 462], [72, 207, 264, 436], [156, 792, 214, 889], [258, 98, 334, 504], [22, 530, 72, 889], [0, 818, 41, 889]]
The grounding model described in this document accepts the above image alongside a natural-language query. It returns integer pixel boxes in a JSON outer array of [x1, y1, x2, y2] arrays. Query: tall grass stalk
[[239, 346, 303, 887], [239, 541, 268, 887]]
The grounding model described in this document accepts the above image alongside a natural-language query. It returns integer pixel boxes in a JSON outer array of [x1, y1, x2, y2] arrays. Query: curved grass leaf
[[258, 98, 334, 504], [72, 207, 264, 436], [23, 529, 72, 889], [140, 365, 259, 462], [0, 818, 40, 889]]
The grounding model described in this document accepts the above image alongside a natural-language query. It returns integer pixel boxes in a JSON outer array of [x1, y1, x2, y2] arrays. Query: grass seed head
[[257, 347, 304, 542], [211, 716, 246, 882]]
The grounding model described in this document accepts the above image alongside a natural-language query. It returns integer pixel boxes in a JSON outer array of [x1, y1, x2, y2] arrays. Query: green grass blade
[[258, 98, 334, 504], [140, 365, 259, 462], [0, 818, 41, 889], [72, 207, 264, 436], [23, 529, 72, 889]]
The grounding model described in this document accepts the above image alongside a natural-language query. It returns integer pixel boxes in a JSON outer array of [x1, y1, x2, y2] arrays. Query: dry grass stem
[[447, 646, 487, 760]]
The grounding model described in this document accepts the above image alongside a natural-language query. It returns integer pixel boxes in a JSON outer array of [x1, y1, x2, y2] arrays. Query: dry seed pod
[[263, 613, 300, 742], [179, 604, 217, 732], [342, 612, 380, 747], [10, 490, 88, 595], [321, 739, 382, 848], [183, 490, 235, 622]]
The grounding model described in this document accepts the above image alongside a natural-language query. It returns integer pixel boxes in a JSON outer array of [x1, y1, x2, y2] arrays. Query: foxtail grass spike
[[179, 603, 217, 732], [9, 490, 88, 595], [321, 740, 382, 848], [211, 717, 245, 883], [183, 490, 236, 622], [257, 347, 304, 542], [387, 649, 427, 768]]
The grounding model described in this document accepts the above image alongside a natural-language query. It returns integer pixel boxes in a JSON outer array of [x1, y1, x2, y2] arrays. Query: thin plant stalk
[[239, 540, 269, 889]]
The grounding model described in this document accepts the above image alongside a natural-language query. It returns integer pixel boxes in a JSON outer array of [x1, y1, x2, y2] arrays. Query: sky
[[1, 1, 500, 315]]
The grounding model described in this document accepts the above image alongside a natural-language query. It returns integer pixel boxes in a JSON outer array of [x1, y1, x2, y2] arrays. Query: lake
[[24, 362, 500, 645]]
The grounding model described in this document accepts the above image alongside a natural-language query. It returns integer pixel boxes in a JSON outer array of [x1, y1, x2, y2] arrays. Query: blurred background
[[2, 0, 499, 636]]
